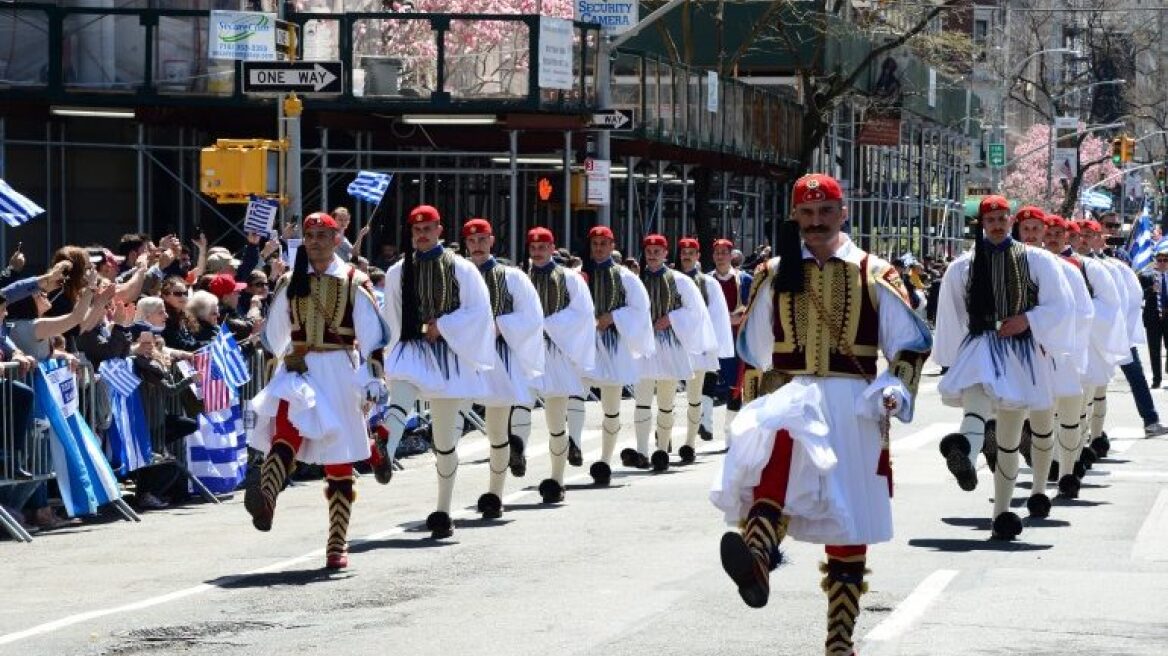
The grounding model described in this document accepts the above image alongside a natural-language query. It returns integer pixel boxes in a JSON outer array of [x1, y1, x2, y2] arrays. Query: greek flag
[[1129, 211, 1156, 272], [0, 178, 45, 227], [347, 170, 393, 205], [185, 403, 248, 495], [35, 360, 121, 517], [99, 358, 141, 397], [210, 326, 250, 390]]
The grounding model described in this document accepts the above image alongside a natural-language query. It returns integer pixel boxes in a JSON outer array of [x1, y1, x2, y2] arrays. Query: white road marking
[[862, 569, 959, 644], [1132, 489, 1168, 562], [1105, 469, 1168, 481], [0, 430, 676, 646], [892, 423, 957, 452]]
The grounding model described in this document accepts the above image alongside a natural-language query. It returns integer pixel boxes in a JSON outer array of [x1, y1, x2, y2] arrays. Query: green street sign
[[988, 143, 1006, 168]]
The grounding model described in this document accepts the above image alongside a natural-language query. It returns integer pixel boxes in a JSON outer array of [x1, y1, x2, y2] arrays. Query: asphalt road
[[3, 357, 1168, 656]]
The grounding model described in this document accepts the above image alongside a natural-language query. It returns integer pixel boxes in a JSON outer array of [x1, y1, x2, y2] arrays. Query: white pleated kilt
[[636, 330, 694, 381], [249, 350, 372, 465], [1081, 348, 1117, 387], [939, 332, 1056, 411], [533, 337, 587, 398], [386, 338, 486, 399], [1048, 353, 1087, 398], [477, 337, 536, 408], [710, 376, 892, 545], [690, 350, 720, 374], [585, 328, 640, 387]]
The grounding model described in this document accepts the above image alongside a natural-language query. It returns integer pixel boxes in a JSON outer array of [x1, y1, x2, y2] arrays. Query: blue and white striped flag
[[99, 358, 141, 397], [210, 326, 250, 389], [1129, 211, 1156, 272], [185, 403, 248, 495], [347, 171, 393, 205], [0, 178, 45, 227]]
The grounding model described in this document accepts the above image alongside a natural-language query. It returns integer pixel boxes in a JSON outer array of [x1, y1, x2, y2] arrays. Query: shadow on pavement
[[350, 537, 458, 553], [907, 538, 1053, 553], [1025, 518, 1071, 528], [208, 568, 351, 589], [1051, 498, 1111, 507]]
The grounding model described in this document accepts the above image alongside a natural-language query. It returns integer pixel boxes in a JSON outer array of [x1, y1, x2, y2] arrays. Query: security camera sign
[[575, 1, 638, 33], [209, 11, 279, 61]]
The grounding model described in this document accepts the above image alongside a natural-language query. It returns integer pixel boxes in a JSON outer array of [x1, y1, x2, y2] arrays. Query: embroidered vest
[[589, 262, 627, 317], [968, 242, 1038, 333], [770, 256, 880, 378], [684, 268, 710, 305], [642, 268, 683, 322], [531, 264, 570, 317], [480, 260, 514, 318], [415, 249, 461, 324], [288, 267, 360, 349]]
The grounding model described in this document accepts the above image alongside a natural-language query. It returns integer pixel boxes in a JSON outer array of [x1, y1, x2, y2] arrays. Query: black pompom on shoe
[[1026, 493, 1051, 519], [678, 444, 696, 464], [1090, 433, 1111, 458], [990, 511, 1023, 541], [426, 511, 454, 539], [538, 478, 565, 504], [1073, 461, 1088, 480], [1079, 446, 1097, 470], [634, 452, 651, 469], [939, 433, 978, 491], [650, 450, 670, 472], [589, 461, 611, 486], [476, 493, 503, 520], [619, 448, 639, 468], [1057, 475, 1080, 499]]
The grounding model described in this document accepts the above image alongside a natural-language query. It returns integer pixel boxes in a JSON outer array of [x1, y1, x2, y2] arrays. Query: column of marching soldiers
[[235, 180, 1156, 656]]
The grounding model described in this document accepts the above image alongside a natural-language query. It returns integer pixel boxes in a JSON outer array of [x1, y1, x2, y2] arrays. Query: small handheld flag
[[0, 178, 46, 227], [347, 171, 393, 205]]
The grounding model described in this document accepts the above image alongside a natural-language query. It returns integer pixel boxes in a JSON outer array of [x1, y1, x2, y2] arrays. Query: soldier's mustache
[[803, 226, 829, 234]]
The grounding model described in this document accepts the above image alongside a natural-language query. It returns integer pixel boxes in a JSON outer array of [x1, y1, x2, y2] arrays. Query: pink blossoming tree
[[1001, 123, 1121, 218]]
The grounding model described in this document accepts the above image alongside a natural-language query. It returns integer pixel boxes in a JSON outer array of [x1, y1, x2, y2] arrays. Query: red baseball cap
[[461, 218, 493, 238], [1045, 214, 1068, 229], [978, 195, 1010, 216], [588, 225, 615, 241], [643, 233, 668, 249], [408, 205, 441, 225], [677, 237, 700, 250], [527, 227, 555, 244], [303, 212, 338, 231], [713, 238, 734, 250], [792, 174, 843, 207], [208, 273, 246, 299], [1014, 206, 1045, 224]]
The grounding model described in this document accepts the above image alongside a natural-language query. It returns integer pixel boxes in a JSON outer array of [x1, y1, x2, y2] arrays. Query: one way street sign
[[242, 61, 344, 95], [588, 109, 633, 131]]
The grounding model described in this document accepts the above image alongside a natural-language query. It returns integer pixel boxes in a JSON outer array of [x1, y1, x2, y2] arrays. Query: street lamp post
[[1044, 79, 1127, 200], [992, 47, 1079, 190]]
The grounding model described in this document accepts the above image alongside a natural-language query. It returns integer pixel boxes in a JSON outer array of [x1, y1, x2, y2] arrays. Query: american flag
[[194, 350, 232, 413]]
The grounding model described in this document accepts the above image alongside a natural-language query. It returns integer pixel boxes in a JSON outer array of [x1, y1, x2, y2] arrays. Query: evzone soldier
[[934, 196, 1074, 540], [460, 218, 545, 519], [676, 237, 735, 462], [710, 174, 932, 656], [710, 238, 752, 439], [622, 233, 715, 472], [379, 205, 494, 539], [1045, 216, 1126, 499], [508, 226, 597, 504], [580, 225, 655, 486], [1013, 209, 1093, 514], [246, 212, 390, 569]]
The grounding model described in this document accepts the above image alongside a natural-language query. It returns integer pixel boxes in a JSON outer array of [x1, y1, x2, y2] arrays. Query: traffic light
[[199, 138, 286, 204], [1112, 137, 1123, 165], [1157, 167, 1167, 192], [1121, 135, 1136, 164]]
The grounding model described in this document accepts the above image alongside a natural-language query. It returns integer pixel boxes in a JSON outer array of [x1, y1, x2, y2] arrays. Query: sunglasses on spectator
[[166, 290, 187, 296]]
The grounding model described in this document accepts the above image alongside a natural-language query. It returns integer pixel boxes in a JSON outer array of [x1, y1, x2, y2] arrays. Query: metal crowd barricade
[[0, 362, 53, 542]]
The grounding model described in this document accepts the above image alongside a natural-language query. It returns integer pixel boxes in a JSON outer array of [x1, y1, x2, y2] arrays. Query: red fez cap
[[461, 217, 493, 238], [1045, 214, 1068, 229], [792, 174, 843, 207], [408, 205, 441, 225], [677, 237, 700, 250], [1014, 206, 1045, 224], [527, 227, 555, 244], [1082, 220, 1103, 233], [303, 212, 338, 231], [1065, 221, 1081, 234], [713, 238, 734, 250], [588, 225, 615, 241], [643, 233, 669, 249], [978, 195, 1010, 216]]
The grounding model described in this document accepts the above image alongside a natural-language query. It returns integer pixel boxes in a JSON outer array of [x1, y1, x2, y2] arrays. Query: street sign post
[[588, 109, 634, 131], [988, 143, 1006, 168], [242, 61, 343, 95]]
